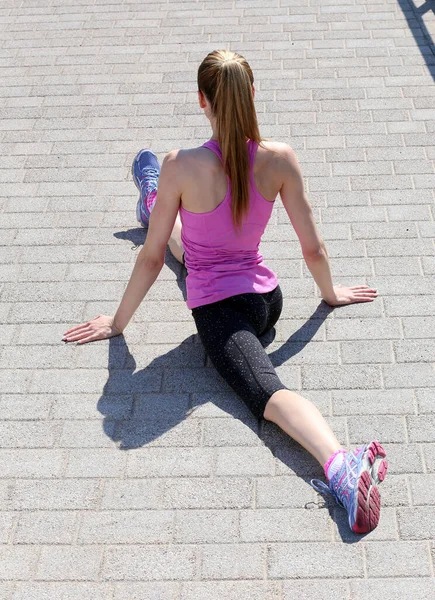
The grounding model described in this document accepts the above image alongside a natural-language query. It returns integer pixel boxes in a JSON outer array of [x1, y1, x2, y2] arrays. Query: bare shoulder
[[162, 146, 207, 178], [260, 140, 297, 165], [258, 140, 301, 185]]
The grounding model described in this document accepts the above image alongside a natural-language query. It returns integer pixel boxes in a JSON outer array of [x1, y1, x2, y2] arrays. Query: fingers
[[352, 286, 377, 295], [63, 316, 102, 337], [77, 335, 99, 345], [353, 292, 377, 298], [351, 294, 376, 303], [63, 327, 93, 342], [354, 297, 374, 302], [63, 322, 91, 336]]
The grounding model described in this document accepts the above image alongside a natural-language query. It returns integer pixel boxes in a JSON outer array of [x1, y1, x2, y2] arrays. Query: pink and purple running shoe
[[132, 149, 160, 228], [311, 440, 388, 534]]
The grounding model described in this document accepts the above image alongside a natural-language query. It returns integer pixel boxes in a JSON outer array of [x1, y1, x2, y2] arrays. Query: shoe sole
[[131, 154, 149, 228], [352, 440, 388, 534]]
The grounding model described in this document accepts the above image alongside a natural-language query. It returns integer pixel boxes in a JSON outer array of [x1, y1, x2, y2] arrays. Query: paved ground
[[1, 0, 435, 598]]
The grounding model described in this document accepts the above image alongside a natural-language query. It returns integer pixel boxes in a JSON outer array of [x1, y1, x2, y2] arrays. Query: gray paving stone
[[268, 542, 364, 578], [215, 447, 274, 476], [0, 421, 57, 448], [255, 476, 317, 509], [9, 301, 85, 324], [163, 477, 253, 510], [202, 417, 260, 447], [14, 511, 77, 544], [240, 508, 331, 542], [174, 509, 239, 544], [127, 447, 213, 477], [409, 474, 435, 506], [407, 415, 435, 442], [200, 543, 265, 580], [180, 581, 281, 600], [12, 479, 99, 510], [348, 415, 406, 444], [402, 317, 435, 338], [365, 541, 432, 577], [351, 221, 418, 239], [394, 340, 435, 363], [0, 394, 51, 421], [113, 582, 179, 600], [332, 389, 414, 416], [0, 583, 15, 600], [351, 579, 435, 600], [416, 389, 435, 414], [384, 295, 435, 318], [36, 546, 102, 581], [383, 364, 435, 388], [103, 545, 196, 581], [374, 256, 421, 276], [0, 511, 16, 544], [378, 443, 423, 474], [0, 547, 38, 581], [66, 448, 126, 477], [12, 583, 114, 600], [365, 239, 434, 257], [302, 365, 382, 390], [0, 449, 64, 479], [59, 420, 117, 448], [326, 318, 401, 341], [79, 510, 173, 544], [283, 580, 350, 600]]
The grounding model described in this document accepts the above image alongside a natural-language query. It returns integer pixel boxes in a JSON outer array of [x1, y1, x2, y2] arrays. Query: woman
[[63, 50, 387, 534]]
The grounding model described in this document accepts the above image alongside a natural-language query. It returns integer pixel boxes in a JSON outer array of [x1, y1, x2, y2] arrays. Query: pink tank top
[[180, 139, 279, 309]]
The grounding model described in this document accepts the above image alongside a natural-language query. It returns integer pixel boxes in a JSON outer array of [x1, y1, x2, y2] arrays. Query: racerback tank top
[[179, 138, 278, 309]]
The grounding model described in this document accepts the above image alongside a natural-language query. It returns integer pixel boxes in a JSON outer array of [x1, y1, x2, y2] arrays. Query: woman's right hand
[[323, 284, 378, 306], [62, 315, 123, 345]]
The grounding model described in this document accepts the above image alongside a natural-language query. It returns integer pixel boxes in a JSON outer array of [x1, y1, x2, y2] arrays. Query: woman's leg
[[193, 293, 387, 533], [193, 296, 342, 465], [132, 149, 185, 264], [168, 214, 184, 264], [263, 390, 341, 466]]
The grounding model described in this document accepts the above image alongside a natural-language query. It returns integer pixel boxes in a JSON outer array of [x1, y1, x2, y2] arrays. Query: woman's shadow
[[100, 227, 360, 541]]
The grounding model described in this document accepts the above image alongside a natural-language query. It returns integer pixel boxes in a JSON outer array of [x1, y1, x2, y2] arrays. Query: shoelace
[[137, 166, 159, 198], [310, 448, 363, 510], [139, 166, 159, 185]]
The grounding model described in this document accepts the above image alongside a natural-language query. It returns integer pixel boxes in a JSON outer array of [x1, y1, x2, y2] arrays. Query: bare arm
[[113, 150, 182, 332], [63, 150, 182, 344], [278, 145, 377, 306], [278, 145, 335, 303]]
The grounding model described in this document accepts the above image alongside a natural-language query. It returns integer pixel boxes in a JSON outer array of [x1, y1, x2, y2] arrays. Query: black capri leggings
[[192, 285, 288, 419]]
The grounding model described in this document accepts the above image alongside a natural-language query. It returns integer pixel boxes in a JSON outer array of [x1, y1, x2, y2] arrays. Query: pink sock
[[324, 449, 346, 481], [145, 190, 157, 215]]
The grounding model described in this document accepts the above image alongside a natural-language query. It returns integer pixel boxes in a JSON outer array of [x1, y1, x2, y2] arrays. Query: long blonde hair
[[197, 50, 262, 229]]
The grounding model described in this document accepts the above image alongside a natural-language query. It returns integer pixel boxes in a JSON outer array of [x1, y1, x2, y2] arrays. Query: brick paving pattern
[[1, 0, 435, 598]]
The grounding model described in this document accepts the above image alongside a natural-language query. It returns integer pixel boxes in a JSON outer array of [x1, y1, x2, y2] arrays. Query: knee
[[263, 389, 287, 421]]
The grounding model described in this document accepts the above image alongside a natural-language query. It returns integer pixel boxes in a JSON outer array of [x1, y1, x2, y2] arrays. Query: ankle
[[324, 448, 346, 481]]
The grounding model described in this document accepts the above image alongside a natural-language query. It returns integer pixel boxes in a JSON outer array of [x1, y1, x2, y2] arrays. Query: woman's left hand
[[322, 284, 378, 307], [62, 315, 122, 345]]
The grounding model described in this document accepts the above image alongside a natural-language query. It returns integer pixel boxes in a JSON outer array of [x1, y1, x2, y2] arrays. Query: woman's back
[[179, 138, 280, 309], [177, 139, 285, 215]]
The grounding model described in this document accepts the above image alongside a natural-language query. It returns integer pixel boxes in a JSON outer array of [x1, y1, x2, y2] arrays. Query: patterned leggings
[[192, 285, 287, 419]]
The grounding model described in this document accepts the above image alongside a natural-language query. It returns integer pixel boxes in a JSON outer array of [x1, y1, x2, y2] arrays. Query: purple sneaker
[[132, 149, 160, 227], [311, 440, 388, 534]]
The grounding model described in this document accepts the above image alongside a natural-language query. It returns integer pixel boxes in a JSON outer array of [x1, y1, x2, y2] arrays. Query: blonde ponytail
[[197, 50, 262, 229]]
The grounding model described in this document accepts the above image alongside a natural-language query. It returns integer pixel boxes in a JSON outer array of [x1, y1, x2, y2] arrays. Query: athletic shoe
[[131, 149, 160, 227], [310, 440, 388, 534]]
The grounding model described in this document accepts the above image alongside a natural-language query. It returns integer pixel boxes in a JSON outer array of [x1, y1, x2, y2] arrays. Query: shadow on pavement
[[397, 0, 435, 79], [105, 227, 363, 541]]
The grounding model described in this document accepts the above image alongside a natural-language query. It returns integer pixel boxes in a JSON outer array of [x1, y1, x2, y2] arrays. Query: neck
[[209, 117, 218, 140]]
